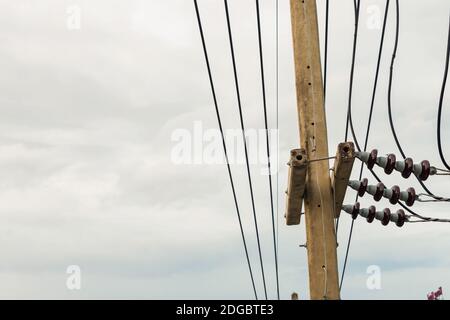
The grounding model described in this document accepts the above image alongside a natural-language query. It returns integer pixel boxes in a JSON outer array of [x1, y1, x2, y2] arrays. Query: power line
[[224, 0, 268, 300], [324, 0, 329, 102], [363, 0, 391, 160], [193, 0, 258, 299], [255, 0, 279, 300], [437, 15, 450, 171], [337, 0, 362, 233], [386, 0, 438, 197], [337, 0, 363, 233], [344, 0, 360, 143], [417, 193, 450, 202], [340, 0, 360, 290], [341, 0, 392, 291], [384, 1, 450, 203], [387, 0, 403, 160], [275, 0, 280, 281]]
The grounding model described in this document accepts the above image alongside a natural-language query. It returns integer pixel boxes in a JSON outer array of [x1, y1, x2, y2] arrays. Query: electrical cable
[[387, 0, 438, 196], [255, 0, 279, 300], [344, 0, 361, 143], [224, 0, 268, 300], [340, 0, 360, 290], [324, 0, 329, 103], [437, 15, 450, 171], [340, 0, 390, 232], [193, 0, 258, 299], [275, 0, 280, 299]]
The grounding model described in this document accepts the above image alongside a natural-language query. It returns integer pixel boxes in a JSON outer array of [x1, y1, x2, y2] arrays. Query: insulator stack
[[355, 149, 378, 169], [395, 157, 414, 178], [355, 150, 437, 181], [415, 160, 431, 181], [342, 203, 407, 227], [377, 153, 396, 174], [348, 180, 416, 206]]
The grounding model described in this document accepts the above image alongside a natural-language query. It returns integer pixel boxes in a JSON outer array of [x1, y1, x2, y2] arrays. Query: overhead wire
[[416, 193, 450, 202], [339, 0, 361, 291], [275, 0, 280, 280], [437, 15, 450, 171], [193, 0, 258, 299], [255, 0, 279, 300], [224, 0, 268, 300], [344, 0, 361, 143], [386, 0, 443, 197], [338, 0, 391, 235], [324, 0, 330, 103]]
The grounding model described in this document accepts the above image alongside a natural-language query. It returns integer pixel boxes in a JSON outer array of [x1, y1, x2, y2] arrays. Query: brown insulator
[[381, 208, 391, 226], [367, 149, 378, 170], [373, 182, 385, 201], [406, 187, 416, 207], [396, 209, 406, 227], [351, 202, 360, 220], [402, 158, 414, 178], [358, 178, 368, 197], [367, 205, 376, 223], [384, 154, 396, 174], [389, 185, 401, 205], [420, 160, 431, 181]]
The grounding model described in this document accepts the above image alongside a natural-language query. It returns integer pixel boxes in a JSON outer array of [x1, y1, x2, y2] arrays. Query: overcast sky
[[0, 0, 449, 300]]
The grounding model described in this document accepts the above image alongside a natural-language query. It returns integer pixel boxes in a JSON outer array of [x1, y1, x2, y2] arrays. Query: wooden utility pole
[[290, 0, 340, 299]]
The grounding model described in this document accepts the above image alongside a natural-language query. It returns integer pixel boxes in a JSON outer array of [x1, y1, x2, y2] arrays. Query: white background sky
[[0, 0, 449, 300]]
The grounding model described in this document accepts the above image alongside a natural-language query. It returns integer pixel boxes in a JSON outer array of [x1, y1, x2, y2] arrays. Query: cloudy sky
[[0, 0, 449, 300]]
